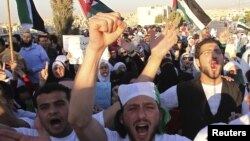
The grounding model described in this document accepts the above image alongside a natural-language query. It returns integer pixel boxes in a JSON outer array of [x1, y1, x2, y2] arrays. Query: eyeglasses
[[183, 57, 193, 61], [199, 49, 222, 57]]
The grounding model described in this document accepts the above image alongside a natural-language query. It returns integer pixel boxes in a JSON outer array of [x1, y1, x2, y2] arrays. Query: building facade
[[137, 5, 171, 26]]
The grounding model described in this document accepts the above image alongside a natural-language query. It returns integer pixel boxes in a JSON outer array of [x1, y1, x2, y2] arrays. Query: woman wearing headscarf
[[110, 62, 136, 86], [178, 52, 194, 82], [47, 55, 75, 83], [97, 59, 112, 82], [223, 61, 244, 85], [154, 52, 179, 93]]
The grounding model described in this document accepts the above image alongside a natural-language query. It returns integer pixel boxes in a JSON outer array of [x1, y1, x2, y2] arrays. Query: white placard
[[63, 35, 89, 64]]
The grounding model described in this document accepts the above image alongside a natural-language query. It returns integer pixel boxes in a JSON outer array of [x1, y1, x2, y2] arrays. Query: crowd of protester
[[0, 12, 249, 141]]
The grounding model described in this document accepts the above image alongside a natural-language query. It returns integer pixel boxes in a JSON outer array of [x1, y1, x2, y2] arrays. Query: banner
[[173, 0, 211, 30], [95, 82, 111, 109], [62, 35, 89, 64]]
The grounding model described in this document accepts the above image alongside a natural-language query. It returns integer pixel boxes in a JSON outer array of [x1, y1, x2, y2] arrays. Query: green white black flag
[[15, 0, 45, 32]]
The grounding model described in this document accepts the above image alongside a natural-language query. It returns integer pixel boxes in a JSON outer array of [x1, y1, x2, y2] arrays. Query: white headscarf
[[52, 61, 64, 70], [223, 61, 241, 75], [180, 52, 194, 74], [113, 62, 126, 72], [97, 60, 112, 82], [52, 55, 68, 70]]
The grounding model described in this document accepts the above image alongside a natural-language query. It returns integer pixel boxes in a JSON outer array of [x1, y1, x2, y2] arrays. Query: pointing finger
[[2, 62, 5, 70], [45, 62, 49, 71]]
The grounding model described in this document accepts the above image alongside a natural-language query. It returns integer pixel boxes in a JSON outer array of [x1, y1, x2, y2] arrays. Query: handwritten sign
[[95, 82, 111, 109], [62, 35, 89, 64]]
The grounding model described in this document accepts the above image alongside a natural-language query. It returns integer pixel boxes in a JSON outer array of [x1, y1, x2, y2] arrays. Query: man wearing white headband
[[68, 12, 189, 141], [114, 82, 176, 141], [118, 82, 157, 106]]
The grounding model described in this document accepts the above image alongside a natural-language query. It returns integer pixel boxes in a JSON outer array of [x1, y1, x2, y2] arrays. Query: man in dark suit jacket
[[160, 38, 243, 139]]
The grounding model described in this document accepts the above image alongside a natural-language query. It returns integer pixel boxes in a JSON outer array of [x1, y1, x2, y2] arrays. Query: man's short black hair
[[13, 34, 21, 42], [245, 70, 250, 83], [0, 37, 5, 46], [0, 81, 14, 100], [32, 83, 71, 108], [37, 34, 48, 42], [194, 38, 222, 59], [49, 35, 58, 44]]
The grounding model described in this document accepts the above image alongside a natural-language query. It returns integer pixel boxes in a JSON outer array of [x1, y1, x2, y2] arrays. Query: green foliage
[[50, 0, 74, 44], [239, 18, 246, 23]]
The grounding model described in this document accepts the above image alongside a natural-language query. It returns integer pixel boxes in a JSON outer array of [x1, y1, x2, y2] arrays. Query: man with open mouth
[[0, 83, 106, 141], [160, 38, 243, 140], [0, 83, 78, 141], [68, 12, 190, 141]]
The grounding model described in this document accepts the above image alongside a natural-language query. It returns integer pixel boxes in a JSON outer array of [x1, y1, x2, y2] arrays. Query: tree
[[50, 0, 74, 43]]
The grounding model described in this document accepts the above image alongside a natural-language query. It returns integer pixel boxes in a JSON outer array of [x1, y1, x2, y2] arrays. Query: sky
[[1, 0, 250, 23]]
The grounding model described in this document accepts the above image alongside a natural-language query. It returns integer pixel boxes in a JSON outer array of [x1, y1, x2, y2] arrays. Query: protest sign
[[63, 35, 89, 64], [95, 82, 111, 109]]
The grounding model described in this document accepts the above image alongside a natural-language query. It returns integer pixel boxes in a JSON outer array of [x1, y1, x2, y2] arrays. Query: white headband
[[118, 82, 156, 106], [223, 61, 241, 74]]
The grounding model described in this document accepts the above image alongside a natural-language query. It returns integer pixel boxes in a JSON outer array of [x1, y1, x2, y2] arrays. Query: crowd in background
[[0, 13, 250, 141]]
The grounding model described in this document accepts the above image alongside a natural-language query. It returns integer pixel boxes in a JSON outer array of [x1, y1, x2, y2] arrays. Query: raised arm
[[0, 97, 30, 128], [68, 12, 126, 141], [98, 14, 182, 131], [135, 15, 181, 82], [0, 117, 50, 141]]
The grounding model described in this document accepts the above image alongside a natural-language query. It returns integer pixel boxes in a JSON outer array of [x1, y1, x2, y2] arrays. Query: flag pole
[[6, 0, 14, 62]]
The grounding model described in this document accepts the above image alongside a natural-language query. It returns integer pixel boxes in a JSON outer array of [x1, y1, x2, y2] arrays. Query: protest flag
[[15, 0, 46, 32], [173, 0, 211, 30], [78, 0, 113, 18], [6, 0, 14, 61]]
